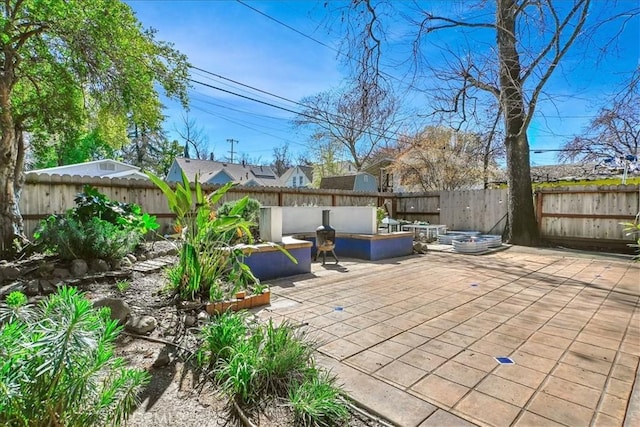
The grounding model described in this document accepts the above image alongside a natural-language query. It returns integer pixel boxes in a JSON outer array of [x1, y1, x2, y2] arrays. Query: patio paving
[[260, 246, 640, 427]]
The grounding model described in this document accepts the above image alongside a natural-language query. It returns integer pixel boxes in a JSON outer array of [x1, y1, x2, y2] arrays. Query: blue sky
[[126, 0, 639, 166]]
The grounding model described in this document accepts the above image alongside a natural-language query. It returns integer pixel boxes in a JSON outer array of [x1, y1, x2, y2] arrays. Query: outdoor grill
[[315, 210, 339, 265]]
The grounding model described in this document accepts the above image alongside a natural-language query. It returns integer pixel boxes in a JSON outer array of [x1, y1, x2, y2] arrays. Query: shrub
[[622, 213, 640, 260], [35, 215, 141, 260], [0, 286, 149, 426], [34, 186, 156, 261], [289, 371, 350, 427], [197, 310, 249, 369], [217, 198, 261, 243]]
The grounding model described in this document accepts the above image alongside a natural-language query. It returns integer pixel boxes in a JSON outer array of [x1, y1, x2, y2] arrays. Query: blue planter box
[[243, 238, 312, 281], [301, 232, 413, 261]]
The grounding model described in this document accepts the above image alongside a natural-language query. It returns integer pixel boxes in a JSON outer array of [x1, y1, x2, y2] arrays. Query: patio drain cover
[[334, 306, 344, 312], [495, 356, 515, 365]]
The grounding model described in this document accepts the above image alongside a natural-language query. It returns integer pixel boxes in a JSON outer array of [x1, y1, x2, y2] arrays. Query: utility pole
[[227, 139, 238, 163]]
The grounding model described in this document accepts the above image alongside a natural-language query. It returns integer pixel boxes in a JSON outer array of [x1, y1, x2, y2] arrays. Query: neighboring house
[[166, 158, 283, 187], [26, 159, 148, 180], [280, 166, 313, 188], [319, 172, 378, 192], [362, 158, 395, 192]]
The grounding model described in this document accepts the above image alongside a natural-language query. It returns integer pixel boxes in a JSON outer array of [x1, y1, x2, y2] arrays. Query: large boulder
[[70, 259, 88, 277]]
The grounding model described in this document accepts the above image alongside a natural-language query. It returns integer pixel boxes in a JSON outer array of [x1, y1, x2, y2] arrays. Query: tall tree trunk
[[0, 82, 22, 257], [497, 0, 539, 246]]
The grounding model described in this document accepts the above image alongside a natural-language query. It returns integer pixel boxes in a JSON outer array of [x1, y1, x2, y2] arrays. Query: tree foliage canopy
[[0, 0, 190, 255]]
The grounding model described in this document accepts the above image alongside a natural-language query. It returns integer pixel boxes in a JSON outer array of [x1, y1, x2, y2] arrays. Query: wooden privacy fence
[[18, 174, 381, 237], [18, 174, 639, 249], [534, 185, 639, 247]]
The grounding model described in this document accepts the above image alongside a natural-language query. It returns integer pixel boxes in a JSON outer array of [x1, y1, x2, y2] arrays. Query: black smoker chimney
[[315, 210, 339, 265]]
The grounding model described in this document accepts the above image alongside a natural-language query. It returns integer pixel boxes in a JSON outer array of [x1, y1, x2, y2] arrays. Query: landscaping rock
[[197, 311, 209, 322], [52, 268, 70, 279], [93, 297, 131, 324], [126, 315, 158, 334], [184, 314, 197, 327], [126, 254, 137, 263], [413, 242, 427, 254], [90, 259, 110, 273], [120, 257, 133, 268], [70, 259, 88, 277], [165, 246, 178, 256], [40, 280, 57, 295], [37, 263, 55, 277], [2, 266, 20, 281], [25, 280, 41, 296], [152, 349, 172, 368]]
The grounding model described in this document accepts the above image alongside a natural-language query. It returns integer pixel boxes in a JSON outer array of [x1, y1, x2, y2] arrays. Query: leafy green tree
[[121, 124, 183, 177], [0, 0, 189, 257]]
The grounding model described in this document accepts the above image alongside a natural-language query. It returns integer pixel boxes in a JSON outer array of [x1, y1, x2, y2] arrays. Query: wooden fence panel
[[18, 174, 639, 248], [536, 185, 639, 242]]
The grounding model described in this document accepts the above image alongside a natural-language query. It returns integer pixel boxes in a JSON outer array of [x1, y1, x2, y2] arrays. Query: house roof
[[26, 159, 147, 179], [174, 158, 283, 186], [319, 175, 357, 190], [530, 163, 600, 182], [280, 165, 314, 184]]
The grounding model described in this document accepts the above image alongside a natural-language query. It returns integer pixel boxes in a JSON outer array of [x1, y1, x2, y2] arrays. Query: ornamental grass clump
[[0, 286, 149, 427], [197, 311, 348, 424]]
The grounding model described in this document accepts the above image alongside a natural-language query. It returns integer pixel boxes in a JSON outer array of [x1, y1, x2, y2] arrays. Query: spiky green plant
[[197, 310, 249, 369], [289, 371, 350, 427], [256, 319, 316, 396], [216, 339, 262, 405], [0, 286, 149, 426]]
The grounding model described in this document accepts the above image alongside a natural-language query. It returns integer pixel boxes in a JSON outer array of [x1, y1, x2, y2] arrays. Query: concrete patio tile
[[552, 363, 607, 390], [420, 339, 464, 359], [518, 341, 566, 360], [411, 374, 470, 409], [475, 374, 535, 407], [610, 362, 637, 382], [305, 314, 338, 329], [474, 311, 511, 324], [305, 328, 337, 346], [450, 323, 493, 339], [342, 315, 378, 330], [528, 331, 572, 349], [410, 324, 445, 339], [494, 324, 535, 340], [344, 330, 387, 348], [605, 377, 634, 400], [592, 412, 622, 427], [455, 390, 520, 427], [618, 352, 640, 368], [541, 376, 602, 408], [513, 411, 565, 427], [599, 392, 628, 421], [620, 339, 640, 356], [390, 331, 430, 348], [436, 331, 477, 348], [562, 350, 612, 375], [503, 316, 544, 331], [344, 349, 392, 373], [370, 340, 413, 359], [317, 354, 437, 427], [364, 323, 403, 340], [317, 338, 364, 360], [570, 341, 617, 363], [434, 360, 486, 388], [375, 359, 427, 388], [361, 309, 394, 322], [425, 317, 460, 330], [538, 324, 580, 339], [493, 364, 547, 389], [511, 350, 557, 373], [576, 332, 622, 351], [418, 409, 476, 427], [527, 392, 595, 426], [399, 348, 447, 372], [451, 350, 496, 372], [483, 331, 525, 349], [467, 339, 515, 358], [321, 321, 360, 337]]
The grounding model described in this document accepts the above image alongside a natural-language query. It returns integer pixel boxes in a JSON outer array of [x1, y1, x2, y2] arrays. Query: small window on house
[[99, 163, 115, 171], [363, 175, 369, 182], [292, 176, 297, 187]]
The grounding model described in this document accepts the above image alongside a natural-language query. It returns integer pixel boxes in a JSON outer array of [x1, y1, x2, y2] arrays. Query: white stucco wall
[[280, 206, 377, 234]]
